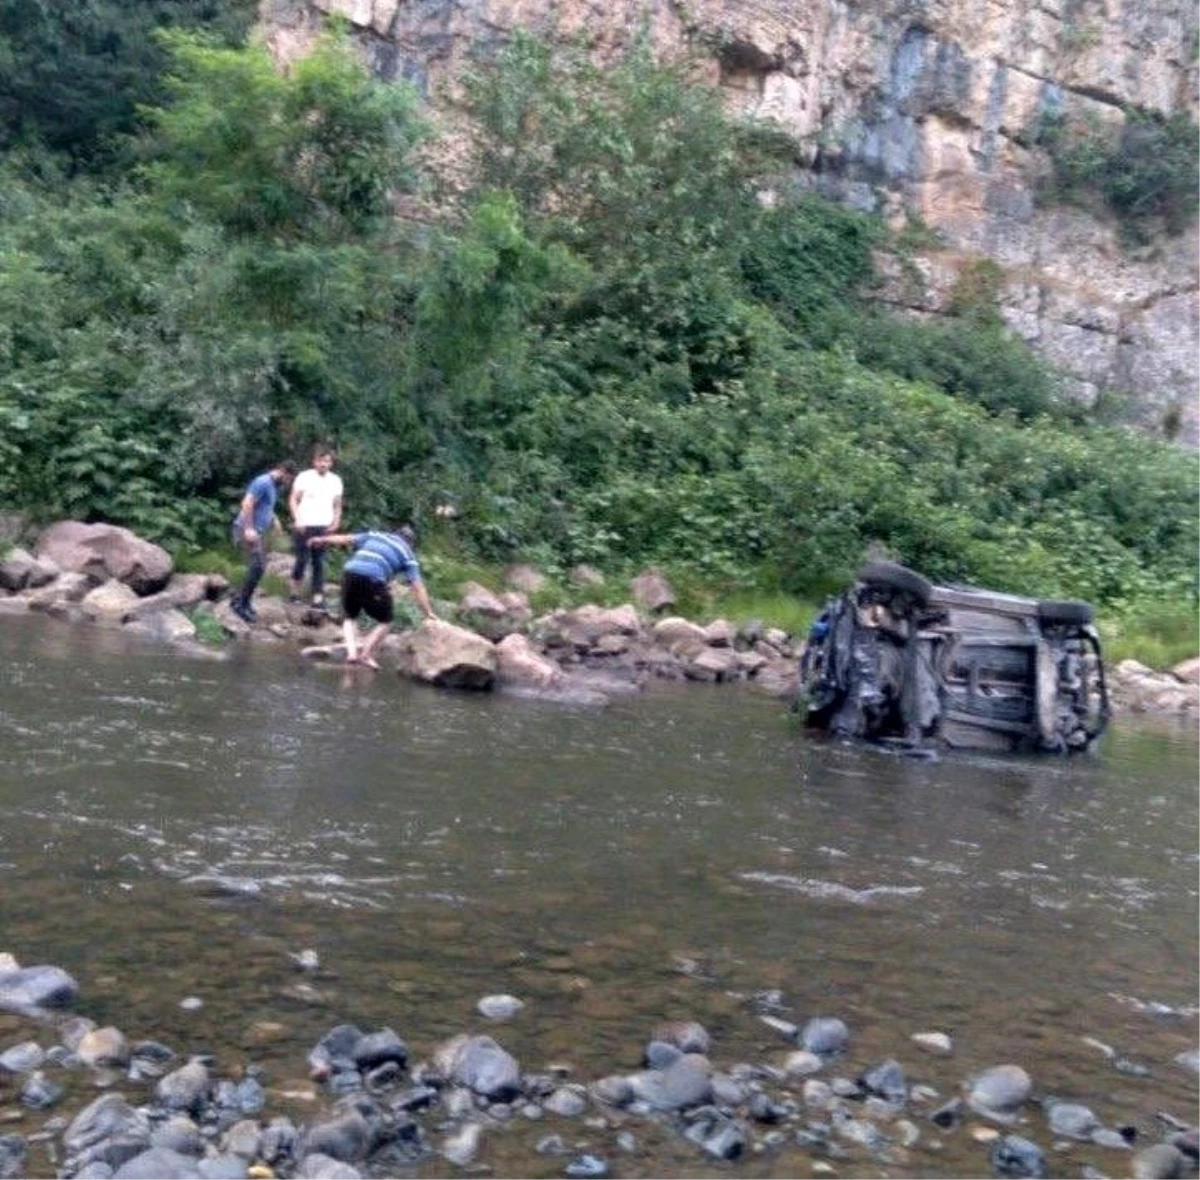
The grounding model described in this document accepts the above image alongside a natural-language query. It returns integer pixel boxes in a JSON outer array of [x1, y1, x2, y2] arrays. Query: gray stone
[[801, 1017, 849, 1055], [64, 1094, 149, 1157], [156, 1060, 211, 1113], [113, 1147, 203, 1179], [352, 1028, 408, 1070], [0, 1135, 26, 1180], [37, 521, 173, 596], [628, 1056, 711, 1111], [652, 1020, 710, 1054], [543, 1085, 588, 1117], [295, 1154, 363, 1179], [476, 994, 524, 1021], [302, 1110, 370, 1163], [448, 1035, 521, 1100], [151, 1118, 203, 1157], [0, 1041, 44, 1073], [0, 964, 80, 1010], [1046, 1100, 1100, 1139], [197, 1156, 250, 1179], [860, 1058, 906, 1103], [20, 1070, 63, 1108], [590, 1075, 634, 1107], [1133, 1144, 1187, 1179], [989, 1133, 1047, 1178], [78, 1027, 131, 1068], [968, 1064, 1032, 1116]]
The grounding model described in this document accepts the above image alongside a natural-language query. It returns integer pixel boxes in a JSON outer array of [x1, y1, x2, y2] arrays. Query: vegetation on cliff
[[0, 18, 1195, 654]]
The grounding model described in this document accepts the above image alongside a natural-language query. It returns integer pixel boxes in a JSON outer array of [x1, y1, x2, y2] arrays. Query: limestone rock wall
[[260, 0, 1199, 442]]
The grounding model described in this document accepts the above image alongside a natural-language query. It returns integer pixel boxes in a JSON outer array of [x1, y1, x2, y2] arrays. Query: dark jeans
[[232, 524, 265, 603], [291, 526, 331, 597]]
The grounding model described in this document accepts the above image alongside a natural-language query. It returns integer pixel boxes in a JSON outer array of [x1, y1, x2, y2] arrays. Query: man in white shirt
[[288, 445, 344, 608]]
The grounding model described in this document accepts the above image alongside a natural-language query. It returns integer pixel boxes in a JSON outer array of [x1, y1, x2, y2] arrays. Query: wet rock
[[652, 1020, 710, 1055], [802, 1079, 834, 1108], [309, 1025, 365, 1077], [760, 1015, 799, 1041], [536, 1133, 567, 1155], [685, 1112, 747, 1160], [64, 1093, 150, 1158], [442, 1122, 481, 1166], [968, 1065, 1032, 1119], [543, 1086, 588, 1117], [20, 1070, 63, 1108], [629, 1055, 712, 1111], [1091, 1127, 1133, 1149], [860, 1058, 906, 1103], [157, 1060, 211, 1113], [1174, 1049, 1199, 1075], [710, 1072, 747, 1107], [784, 1050, 824, 1078], [911, 1031, 953, 1055], [259, 1118, 299, 1164], [801, 1017, 849, 1055], [0, 1041, 44, 1073], [447, 1035, 521, 1101], [566, 1153, 609, 1177], [302, 1109, 371, 1163], [0, 964, 79, 1010], [151, 1117, 204, 1156], [590, 1076, 633, 1107], [196, 1156, 248, 1179], [112, 1147, 203, 1178], [989, 1133, 1047, 1178], [477, 994, 524, 1021], [1171, 1128, 1199, 1159], [352, 1028, 408, 1071], [78, 1027, 131, 1068], [222, 1119, 261, 1159], [1046, 1100, 1100, 1139], [295, 1153, 363, 1179], [747, 1092, 788, 1123], [834, 1115, 888, 1150], [1133, 1144, 1188, 1179], [0, 1134, 26, 1180], [644, 1041, 682, 1069]]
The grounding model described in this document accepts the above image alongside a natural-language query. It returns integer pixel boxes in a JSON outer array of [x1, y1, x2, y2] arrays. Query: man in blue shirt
[[230, 460, 296, 623], [310, 523, 438, 668]]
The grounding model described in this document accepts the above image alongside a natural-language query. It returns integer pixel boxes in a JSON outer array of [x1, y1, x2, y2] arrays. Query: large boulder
[[630, 569, 676, 613], [396, 620, 496, 689], [0, 547, 58, 592], [37, 522, 173, 596], [536, 604, 642, 651], [495, 634, 562, 688]]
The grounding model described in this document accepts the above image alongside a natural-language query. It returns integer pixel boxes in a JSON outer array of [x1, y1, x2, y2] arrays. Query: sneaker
[[230, 597, 256, 624]]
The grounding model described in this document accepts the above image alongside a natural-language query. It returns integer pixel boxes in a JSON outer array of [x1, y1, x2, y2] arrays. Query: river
[[0, 615, 1196, 1177]]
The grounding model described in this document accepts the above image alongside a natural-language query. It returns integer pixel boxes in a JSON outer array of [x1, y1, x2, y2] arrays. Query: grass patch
[[1100, 600, 1199, 670]]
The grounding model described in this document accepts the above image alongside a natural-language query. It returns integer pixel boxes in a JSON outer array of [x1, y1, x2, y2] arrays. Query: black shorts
[[341, 571, 393, 624]]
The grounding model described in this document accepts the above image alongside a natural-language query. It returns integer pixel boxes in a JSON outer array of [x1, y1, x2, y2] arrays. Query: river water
[[0, 615, 1196, 1177]]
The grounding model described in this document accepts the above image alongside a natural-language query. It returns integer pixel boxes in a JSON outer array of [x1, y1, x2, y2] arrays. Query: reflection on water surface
[[0, 615, 1196, 1177]]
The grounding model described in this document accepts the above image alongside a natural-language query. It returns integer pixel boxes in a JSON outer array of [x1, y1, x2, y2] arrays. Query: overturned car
[[797, 562, 1110, 754]]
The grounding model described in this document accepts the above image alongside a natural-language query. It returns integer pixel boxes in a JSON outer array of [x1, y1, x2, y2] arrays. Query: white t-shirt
[[291, 468, 344, 529]]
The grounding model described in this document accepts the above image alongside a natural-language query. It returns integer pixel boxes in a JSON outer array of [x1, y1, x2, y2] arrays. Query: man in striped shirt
[[310, 524, 438, 668]]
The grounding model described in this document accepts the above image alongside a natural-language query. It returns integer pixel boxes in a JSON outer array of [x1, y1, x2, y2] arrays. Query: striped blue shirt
[[343, 531, 422, 586]]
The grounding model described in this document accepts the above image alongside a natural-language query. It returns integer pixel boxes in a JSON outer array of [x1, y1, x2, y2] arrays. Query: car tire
[[857, 561, 933, 606], [1037, 599, 1093, 626]]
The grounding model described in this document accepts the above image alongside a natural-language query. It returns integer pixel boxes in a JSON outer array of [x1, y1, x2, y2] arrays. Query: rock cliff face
[[260, 0, 1199, 442]]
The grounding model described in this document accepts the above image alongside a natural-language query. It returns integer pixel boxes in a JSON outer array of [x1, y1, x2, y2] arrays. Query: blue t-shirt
[[243, 472, 278, 533], [344, 531, 423, 586]]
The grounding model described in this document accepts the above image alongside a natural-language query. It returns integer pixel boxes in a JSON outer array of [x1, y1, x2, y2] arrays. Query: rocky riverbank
[[1, 954, 1197, 1180], [1, 520, 1197, 717]]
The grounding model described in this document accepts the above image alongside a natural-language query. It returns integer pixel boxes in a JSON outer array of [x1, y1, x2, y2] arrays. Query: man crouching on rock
[[310, 524, 438, 669]]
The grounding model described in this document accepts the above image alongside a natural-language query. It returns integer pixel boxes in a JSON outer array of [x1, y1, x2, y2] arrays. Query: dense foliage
[[1032, 105, 1200, 242], [0, 24, 1195, 624]]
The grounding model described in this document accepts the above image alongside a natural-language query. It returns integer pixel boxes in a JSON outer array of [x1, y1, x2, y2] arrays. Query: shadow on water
[[0, 614, 1196, 1177]]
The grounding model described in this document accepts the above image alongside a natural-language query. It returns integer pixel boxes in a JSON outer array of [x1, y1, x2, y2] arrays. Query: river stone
[[37, 521, 173, 596], [710, 1072, 747, 1107], [21, 1070, 63, 1108], [396, 620, 496, 690], [65, 1093, 149, 1156], [630, 570, 676, 613], [221, 1119, 261, 1159], [74, 1166, 114, 1180], [302, 1109, 371, 1163], [644, 1041, 682, 1070], [785, 1050, 824, 1078], [1046, 1100, 1100, 1139], [591, 1076, 633, 1107], [861, 1058, 907, 1103], [0, 1041, 44, 1073], [0, 1135, 26, 1180], [156, 1060, 211, 1113], [801, 1017, 849, 1055], [802, 1079, 834, 1108], [151, 1118, 203, 1156], [295, 1154, 363, 1179], [449, 1035, 521, 1100], [565, 1153, 609, 1177], [989, 1134, 1048, 1178], [113, 1147, 202, 1179], [543, 1085, 588, 1118], [476, 994, 524, 1021], [912, 1031, 953, 1055], [652, 1020, 710, 1055], [1091, 1127, 1133, 1149], [0, 964, 79, 1009], [442, 1122, 481, 1167], [629, 1055, 711, 1111], [78, 1027, 131, 1068], [352, 1028, 407, 1070], [1133, 1144, 1188, 1179], [197, 1156, 249, 1179], [968, 1065, 1033, 1117], [1174, 1049, 1199, 1075], [309, 1024, 365, 1075], [760, 1015, 798, 1041]]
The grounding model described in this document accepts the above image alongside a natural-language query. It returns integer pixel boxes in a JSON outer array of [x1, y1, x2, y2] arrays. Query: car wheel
[[856, 561, 933, 607], [1037, 599, 1093, 626]]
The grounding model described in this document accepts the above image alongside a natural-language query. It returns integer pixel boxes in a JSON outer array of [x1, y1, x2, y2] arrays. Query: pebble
[[989, 1133, 1048, 1178], [801, 1018, 849, 1055], [968, 1064, 1032, 1118], [565, 1154, 608, 1178], [1133, 1143, 1187, 1179], [476, 994, 524, 1021], [179, 998, 204, 1012], [911, 1031, 953, 1055]]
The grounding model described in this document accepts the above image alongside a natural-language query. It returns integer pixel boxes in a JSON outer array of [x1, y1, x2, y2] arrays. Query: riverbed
[[0, 615, 1196, 1177]]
